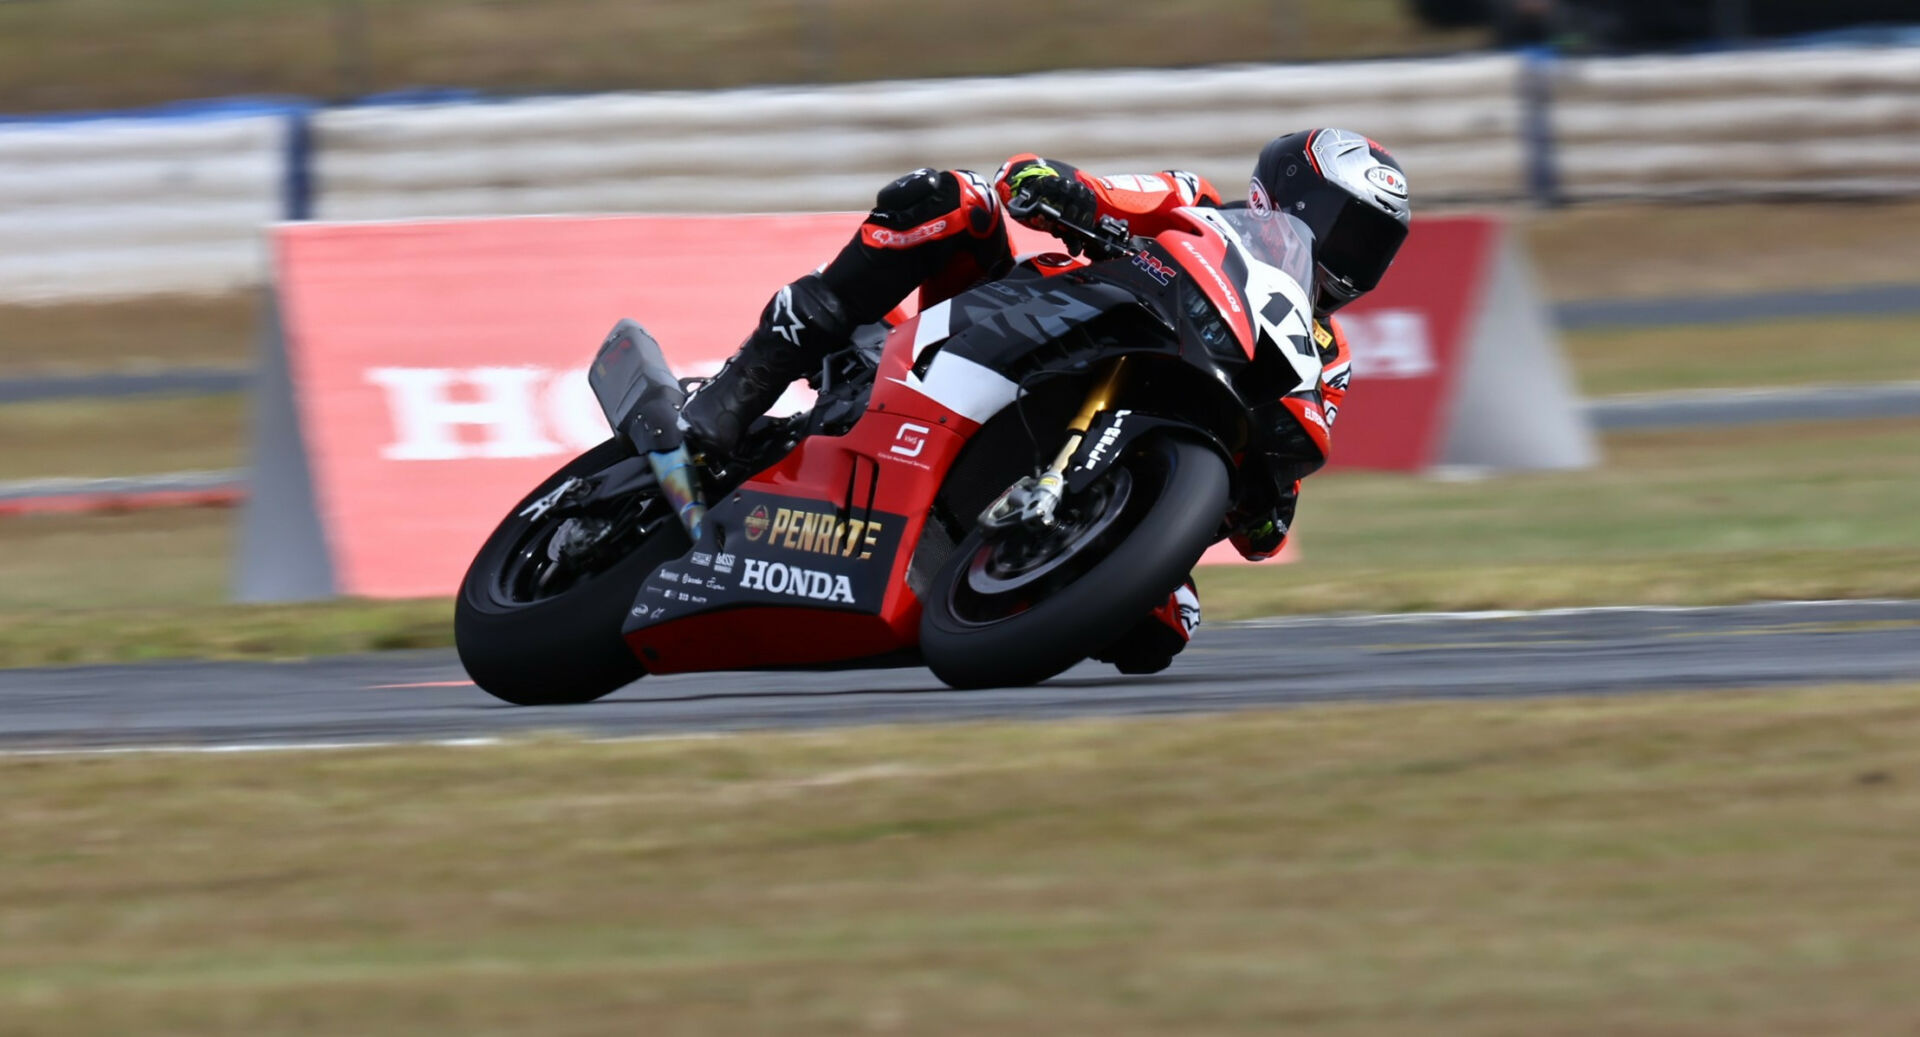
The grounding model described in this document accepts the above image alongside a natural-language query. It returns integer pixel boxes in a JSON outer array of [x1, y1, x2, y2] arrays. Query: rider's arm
[[993, 154, 1223, 238]]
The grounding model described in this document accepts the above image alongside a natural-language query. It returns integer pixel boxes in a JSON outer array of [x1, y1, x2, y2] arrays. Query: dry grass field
[[0, 0, 1479, 112], [5, 685, 1919, 1034]]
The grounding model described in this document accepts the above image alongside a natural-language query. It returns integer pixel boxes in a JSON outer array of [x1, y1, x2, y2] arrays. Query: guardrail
[[0, 102, 298, 301], [4, 44, 1919, 302]]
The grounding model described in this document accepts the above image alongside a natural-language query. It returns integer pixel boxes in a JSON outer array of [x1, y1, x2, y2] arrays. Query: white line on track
[[1227, 598, 1918, 629]]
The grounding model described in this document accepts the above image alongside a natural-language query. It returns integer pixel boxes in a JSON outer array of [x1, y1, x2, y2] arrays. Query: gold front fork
[[979, 355, 1133, 531], [1021, 356, 1130, 525], [1047, 355, 1131, 476]]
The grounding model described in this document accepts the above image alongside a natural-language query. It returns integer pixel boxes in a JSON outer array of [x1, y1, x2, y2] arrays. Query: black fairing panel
[[933, 275, 1151, 377]]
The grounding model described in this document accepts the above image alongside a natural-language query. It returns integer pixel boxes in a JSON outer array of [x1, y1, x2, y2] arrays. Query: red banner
[[269, 213, 1501, 597]]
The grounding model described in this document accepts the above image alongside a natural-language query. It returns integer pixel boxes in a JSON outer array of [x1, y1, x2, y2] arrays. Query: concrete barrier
[[0, 107, 292, 301], [6, 44, 1920, 303]]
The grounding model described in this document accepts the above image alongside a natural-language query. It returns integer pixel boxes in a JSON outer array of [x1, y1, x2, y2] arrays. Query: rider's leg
[[678, 273, 848, 457], [680, 168, 1011, 457]]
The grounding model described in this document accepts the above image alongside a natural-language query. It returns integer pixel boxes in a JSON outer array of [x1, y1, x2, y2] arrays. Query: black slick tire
[[919, 434, 1227, 689], [455, 439, 690, 705]]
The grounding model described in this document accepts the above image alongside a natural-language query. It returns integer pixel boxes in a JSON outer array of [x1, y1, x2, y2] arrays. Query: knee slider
[[872, 168, 960, 229]]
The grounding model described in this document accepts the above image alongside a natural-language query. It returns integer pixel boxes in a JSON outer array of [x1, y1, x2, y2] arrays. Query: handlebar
[[1006, 194, 1139, 261]]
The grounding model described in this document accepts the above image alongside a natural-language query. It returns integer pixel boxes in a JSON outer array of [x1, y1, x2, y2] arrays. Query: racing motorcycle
[[455, 198, 1331, 704]]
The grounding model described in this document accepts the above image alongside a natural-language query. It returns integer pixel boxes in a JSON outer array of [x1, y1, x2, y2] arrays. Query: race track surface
[[3, 599, 1917, 751]]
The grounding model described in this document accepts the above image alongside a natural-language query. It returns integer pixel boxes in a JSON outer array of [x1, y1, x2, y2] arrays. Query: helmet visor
[[1319, 199, 1407, 295]]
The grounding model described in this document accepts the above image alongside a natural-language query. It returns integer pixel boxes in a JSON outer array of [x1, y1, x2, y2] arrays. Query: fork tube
[[1047, 356, 1131, 476]]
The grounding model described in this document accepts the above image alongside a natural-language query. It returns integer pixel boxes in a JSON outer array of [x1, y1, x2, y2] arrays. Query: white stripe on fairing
[[903, 351, 1018, 424], [1229, 599, 1920, 630], [912, 299, 951, 358]]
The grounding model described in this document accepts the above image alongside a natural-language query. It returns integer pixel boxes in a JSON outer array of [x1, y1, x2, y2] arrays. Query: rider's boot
[[680, 274, 850, 459], [1094, 579, 1201, 675]]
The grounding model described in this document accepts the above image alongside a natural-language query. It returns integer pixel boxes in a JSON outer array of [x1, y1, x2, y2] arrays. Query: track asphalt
[[2, 599, 1915, 751]]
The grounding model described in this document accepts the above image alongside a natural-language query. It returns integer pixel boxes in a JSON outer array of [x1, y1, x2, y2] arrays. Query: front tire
[[456, 439, 690, 705], [919, 434, 1228, 688]]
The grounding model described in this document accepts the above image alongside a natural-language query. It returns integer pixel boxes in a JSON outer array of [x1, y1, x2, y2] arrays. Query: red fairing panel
[[624, 308, 1002, 673], [1156, 212, 1258, 358]]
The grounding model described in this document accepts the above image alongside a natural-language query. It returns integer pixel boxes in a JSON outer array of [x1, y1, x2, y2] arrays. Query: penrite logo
[[744, 505, 771, 541], [768, 506, 883, 560], [739, 559, 856, 603]]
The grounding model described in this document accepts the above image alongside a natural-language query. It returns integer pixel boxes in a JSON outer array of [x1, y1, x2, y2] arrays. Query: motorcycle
[[455, 198, 1331, 703]]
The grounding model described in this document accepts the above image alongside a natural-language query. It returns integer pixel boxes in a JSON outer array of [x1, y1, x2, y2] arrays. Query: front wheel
[[456, 439, 690, 705], [919, 434, 1229, 688]]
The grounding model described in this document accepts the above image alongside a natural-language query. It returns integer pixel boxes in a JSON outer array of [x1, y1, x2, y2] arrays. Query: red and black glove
[[1226, 481, 1298, 561], [1005, 164, 1101, 252]]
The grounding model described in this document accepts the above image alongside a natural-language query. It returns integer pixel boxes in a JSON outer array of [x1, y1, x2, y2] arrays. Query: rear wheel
[[456, 439, 690, 705], [919, 434, 1228, 688]]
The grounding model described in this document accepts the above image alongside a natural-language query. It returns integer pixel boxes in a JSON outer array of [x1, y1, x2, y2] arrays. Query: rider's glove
[[1229, 513, 1288, 561], [1225, 481, 1299, 561], [1006, 164, 1100, 253]]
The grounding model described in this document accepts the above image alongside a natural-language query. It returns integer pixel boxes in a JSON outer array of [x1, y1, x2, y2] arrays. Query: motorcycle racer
[[679, 129, 1411, 674]]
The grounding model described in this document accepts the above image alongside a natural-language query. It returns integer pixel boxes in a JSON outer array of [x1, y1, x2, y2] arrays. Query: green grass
[[1196, 417, 1920, 618], [0, 0, 1479, 113], [1566, 314, 1920, 397], [0, 394, 244, 481], [2, 417, 1917, 666], [5, 685, 1920, 1034]]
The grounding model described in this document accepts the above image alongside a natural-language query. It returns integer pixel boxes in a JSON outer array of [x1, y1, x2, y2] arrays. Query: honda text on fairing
[[455, 201, 1333, 702]]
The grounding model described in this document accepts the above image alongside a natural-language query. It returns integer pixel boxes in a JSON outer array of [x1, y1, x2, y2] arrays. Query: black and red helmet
[[1251, 129, 1411, 315]]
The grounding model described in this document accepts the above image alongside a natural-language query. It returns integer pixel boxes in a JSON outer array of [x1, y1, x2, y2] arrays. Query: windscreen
[[1211, 210, 1316, 299]]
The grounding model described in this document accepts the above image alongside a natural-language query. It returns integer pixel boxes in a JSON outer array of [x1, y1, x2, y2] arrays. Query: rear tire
[[456, 439, 690, 705], [919, 434, 1228, 689]]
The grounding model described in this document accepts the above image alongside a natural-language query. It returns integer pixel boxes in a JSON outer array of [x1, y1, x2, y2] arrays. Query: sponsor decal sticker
[[1299, 402, 1329, 432], [713, 551, 736, 574], [1179, 240, 1242, 314], [1097, 174, 1168, 194], [1248, 177, 1273, 217], [739, 559, 857, 604], [1077, 409, 1132, 472], [1131, 252, 1176, 286], [867, 220, 950, 248], [690, 551, 713, 567], [1365, 165, 1409, 199], [768, 507, 884, 560], [890, 421, 930, 459], [744, 505, 771, 541]]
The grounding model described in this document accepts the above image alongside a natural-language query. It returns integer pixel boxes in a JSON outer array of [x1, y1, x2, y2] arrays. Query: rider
[[680, 128, 1412, 672]]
